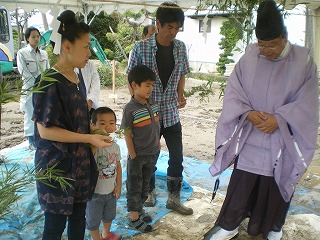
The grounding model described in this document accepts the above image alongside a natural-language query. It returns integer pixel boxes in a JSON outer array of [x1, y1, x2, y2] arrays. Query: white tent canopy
[[0, 0, 197, 14], [2, 0, 320, 66], [2, 0, 320, 14]]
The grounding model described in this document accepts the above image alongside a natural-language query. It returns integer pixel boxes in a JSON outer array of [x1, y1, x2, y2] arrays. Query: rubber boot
[[166, 176, 193, 215]]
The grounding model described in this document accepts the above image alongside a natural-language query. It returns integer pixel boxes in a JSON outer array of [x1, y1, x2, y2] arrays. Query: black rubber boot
[[166, 176, 193, 215]]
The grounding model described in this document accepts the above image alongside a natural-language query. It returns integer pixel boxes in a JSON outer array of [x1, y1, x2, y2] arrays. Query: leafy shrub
[[187, 72, 216, 82], [104, 49, 114, 60], [97, 64, 127, 88], [44, 46, 58, 66], [184, 73, 227, 100]]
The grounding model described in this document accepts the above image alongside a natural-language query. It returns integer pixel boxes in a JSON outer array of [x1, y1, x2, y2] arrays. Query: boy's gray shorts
[[86, 192, 117, 231]]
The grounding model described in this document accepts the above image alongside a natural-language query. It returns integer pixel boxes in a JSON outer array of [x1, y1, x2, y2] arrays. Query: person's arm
[[86, 62, 100, 109], [114, 161, 122, 199], [40, 50, 50, 71], [91, 145, 97, 154], [37, 124, 113, 148], [45, 52, 50, 69], [124, 130, 136, 159], [177, 75, 186, 109], [17, 49, 35, 89]]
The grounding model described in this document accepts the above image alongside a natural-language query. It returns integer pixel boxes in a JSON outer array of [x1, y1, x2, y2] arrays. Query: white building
[[176, 9, 244, 73], [176, 6, 306, 74]]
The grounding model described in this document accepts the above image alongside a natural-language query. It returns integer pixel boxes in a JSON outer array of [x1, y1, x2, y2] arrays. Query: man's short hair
[[156, 2, 184, 27]]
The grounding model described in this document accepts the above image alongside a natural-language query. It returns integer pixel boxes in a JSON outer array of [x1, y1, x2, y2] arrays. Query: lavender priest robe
[[210, 43, 319, 202]]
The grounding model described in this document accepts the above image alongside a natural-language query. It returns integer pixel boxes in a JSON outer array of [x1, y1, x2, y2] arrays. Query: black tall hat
[[255, 0, 285, 40]]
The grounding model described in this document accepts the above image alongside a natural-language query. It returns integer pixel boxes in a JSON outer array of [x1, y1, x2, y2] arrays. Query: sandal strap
[[128, 217, 152, 233], [138, 209, 152, 223]]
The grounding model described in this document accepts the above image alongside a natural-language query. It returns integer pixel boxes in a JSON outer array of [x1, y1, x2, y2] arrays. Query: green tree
[[78, 11, 120, 61], [202, 0, 287, 44], [192, 0, 288, 98], [216, 19, 243, 75], [105, 10, 152, 62]]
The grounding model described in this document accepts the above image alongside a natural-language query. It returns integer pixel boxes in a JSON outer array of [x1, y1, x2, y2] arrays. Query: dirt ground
[[1, 78, 320, 239]]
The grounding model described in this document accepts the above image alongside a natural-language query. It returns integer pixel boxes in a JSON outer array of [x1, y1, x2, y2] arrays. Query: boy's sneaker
[[144, 190, 156, 207], [209, 227, 239, 240], [101, 232, 122, 240]]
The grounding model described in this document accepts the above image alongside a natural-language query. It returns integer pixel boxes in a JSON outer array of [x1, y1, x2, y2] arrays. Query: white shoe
[[267, 230, 283, 240], [210, 227, 239, 240]]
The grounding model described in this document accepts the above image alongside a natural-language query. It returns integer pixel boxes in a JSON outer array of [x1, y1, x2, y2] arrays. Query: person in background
[[208, 1, 319, 239], [121, 64, 160, 233], [32, 10, 113, 240], [127, 2, 193, 215], [86, 107, 122, 240], [141, 24, 157, 40], [75, 59, 100, 116], [17, 26, 50, 150], [127, 24, 157, 75]]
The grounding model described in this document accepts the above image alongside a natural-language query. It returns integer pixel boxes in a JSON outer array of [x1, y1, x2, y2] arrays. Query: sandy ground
[[1, 78, 320, 239]]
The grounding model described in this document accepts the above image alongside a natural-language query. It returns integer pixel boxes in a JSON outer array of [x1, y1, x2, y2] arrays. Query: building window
[[199, 19, 211, 33]]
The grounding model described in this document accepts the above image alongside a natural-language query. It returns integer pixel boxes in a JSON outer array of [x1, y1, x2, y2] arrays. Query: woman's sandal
[[138, 209, 152, 223], [128, 216, 152, 233]]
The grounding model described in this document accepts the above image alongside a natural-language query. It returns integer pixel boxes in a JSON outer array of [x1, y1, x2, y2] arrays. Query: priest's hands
[[246, 111, 279, 134]]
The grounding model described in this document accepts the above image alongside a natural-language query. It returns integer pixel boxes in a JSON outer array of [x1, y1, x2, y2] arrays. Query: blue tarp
[[0, 139, 215, 239], [1, 139, 319, 239]]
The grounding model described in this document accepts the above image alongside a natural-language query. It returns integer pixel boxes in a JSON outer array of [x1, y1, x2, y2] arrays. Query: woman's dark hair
[[24, 27, 41, 42], [128, 64, 156, 86], [91, 107, 117, 124], [156, 2, 184, 27], [57, 10, 89, 44]]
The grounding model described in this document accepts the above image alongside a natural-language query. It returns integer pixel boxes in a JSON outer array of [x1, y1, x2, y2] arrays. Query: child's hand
[[129, 152, 137, 160], [114, 185, 121, 200]]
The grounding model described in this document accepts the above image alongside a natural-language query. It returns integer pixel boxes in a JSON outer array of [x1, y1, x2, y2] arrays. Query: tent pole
[[312, 8, 320, 68]]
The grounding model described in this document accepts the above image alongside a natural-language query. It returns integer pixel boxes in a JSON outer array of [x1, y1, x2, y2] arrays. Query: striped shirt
[[127, 34, 190, 128], [121, 97, 160, 156]]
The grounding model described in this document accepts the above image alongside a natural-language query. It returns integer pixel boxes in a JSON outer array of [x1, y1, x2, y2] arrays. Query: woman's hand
[[90, 134, 113, 148]]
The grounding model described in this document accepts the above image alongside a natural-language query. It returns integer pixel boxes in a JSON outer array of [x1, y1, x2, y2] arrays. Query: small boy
[[121, 64, 160, 233], [86, 107, 122, 240]]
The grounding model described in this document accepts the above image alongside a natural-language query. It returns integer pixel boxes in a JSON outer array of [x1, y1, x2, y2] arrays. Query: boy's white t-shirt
[[94, 142, 121, 195]]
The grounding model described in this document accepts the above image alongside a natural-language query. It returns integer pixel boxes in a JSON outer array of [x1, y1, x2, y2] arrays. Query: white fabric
[[75, 60, 100, 109], [0, 0, 199, 14], [17, 44, 50, 136], [49, 6, 62, 55], [267, 230, 283, 240], [209, 227, 239, 240]]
